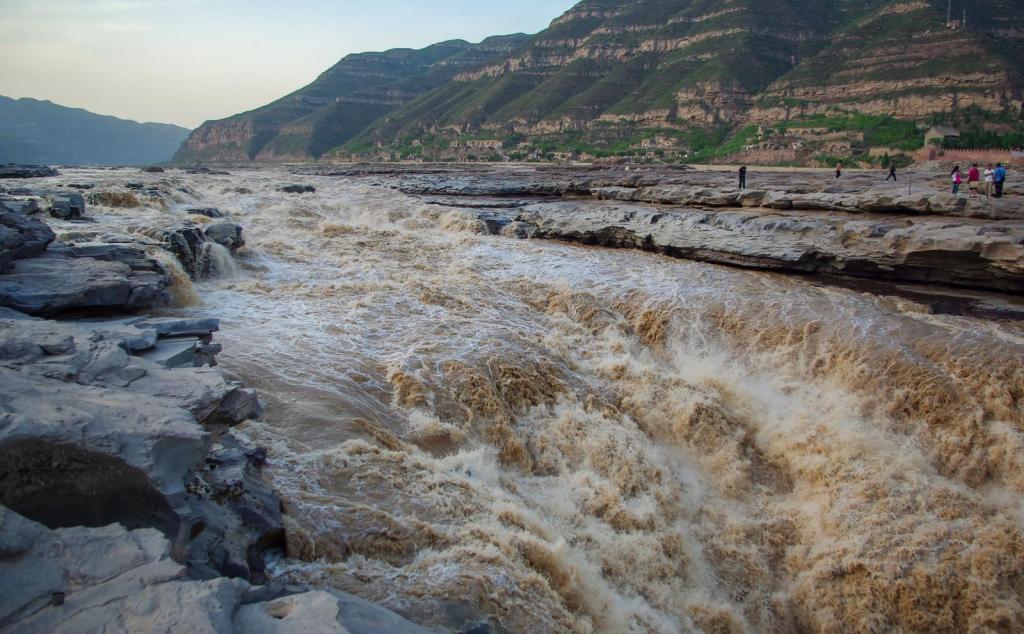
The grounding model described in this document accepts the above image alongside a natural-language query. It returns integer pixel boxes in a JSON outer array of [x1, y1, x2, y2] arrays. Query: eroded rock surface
[[0, 248, 170, 315], [0, 205, 55, 272], [509, 201, 1024, 292], [0, 506, 429, 634]]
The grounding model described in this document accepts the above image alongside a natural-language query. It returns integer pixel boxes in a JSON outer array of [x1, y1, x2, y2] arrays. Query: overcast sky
[[0, 0, 577, 129]]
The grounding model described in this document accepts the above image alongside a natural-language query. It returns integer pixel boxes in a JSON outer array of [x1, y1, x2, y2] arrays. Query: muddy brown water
[[34, 168, 1024, 633]]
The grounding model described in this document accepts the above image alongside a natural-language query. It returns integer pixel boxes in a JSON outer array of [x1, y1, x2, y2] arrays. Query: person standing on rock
[[835, 162, 842, 180], [738, 165, 747, 190], [967, 164, 981, 198], [985, 164, 995, 197], [994, 163, 1007, 197], [886, 164, 897, 181], [951, 165, 962, 195]]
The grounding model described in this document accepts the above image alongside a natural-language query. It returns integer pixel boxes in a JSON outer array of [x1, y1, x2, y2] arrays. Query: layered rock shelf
[[391, 165, 1024, 294], [509, 200, 1024, 293]]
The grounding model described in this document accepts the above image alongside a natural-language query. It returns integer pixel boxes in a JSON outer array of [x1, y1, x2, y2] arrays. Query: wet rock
[[0, 506, 431, 634], [205, 222, 245, 252], [187, 166, 231, 175], [46, 193, 85, 220], [0, 248, 169, 315], [500, 220, 537, 239], [187, 207, 223, 218], [278, 184, 316, 194], [185, 435, 283, 582], [0, 313, 260, 534], [65, 183, 94, 190], [142, 166, 165, 173], [0, 207, 56, 272], [87, 191, 142, 208], [146, 225, 207, 277], [0, 165, 59, 179], [0, 198, 40, 215]]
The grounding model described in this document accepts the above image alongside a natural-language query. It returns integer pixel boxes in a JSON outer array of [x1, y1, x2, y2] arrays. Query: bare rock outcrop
[[0, 246, 170, 315], [511, 201, 1024, 292], [0, 204, 55, 272], [0, 506, 430, 634]]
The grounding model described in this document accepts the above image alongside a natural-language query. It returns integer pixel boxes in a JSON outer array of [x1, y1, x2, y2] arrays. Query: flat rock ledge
[[0, 310, 428, 633], [505, 201, 1024, 293]]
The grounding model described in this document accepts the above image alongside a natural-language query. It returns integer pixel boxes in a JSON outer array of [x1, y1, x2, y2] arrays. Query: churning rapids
[[63, 168, 1024, 632]]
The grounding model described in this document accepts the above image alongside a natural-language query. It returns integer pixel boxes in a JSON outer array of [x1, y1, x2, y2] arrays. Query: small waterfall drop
[[197, 241, 241, 279], [150, 248, 200, 306]]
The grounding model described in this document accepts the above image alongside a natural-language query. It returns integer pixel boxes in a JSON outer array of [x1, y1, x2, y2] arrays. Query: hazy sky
[[0, 0, 577, 129]]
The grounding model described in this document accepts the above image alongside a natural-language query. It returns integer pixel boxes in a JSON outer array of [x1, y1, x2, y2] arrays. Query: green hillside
[[174, 35, 529, 162], [174, 0, 1024, 164]]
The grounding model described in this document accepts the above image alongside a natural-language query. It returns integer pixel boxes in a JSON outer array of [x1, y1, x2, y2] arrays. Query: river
[[55, 167, 1024, 633]]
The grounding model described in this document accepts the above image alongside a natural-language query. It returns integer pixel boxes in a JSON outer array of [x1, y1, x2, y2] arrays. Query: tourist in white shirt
[[984, 164, 995, 197]]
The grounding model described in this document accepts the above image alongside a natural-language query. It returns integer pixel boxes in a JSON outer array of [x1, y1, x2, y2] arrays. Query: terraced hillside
[[173, 35, 529, 162], [176, 0, 1024, 163]]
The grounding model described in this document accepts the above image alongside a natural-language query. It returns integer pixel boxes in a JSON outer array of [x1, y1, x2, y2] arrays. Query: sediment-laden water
[[57, 169, 1024, 632]]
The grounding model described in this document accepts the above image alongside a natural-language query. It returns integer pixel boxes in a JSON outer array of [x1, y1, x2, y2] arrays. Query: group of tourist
[[735, 163, 1010, 199], [950, 163, 1007, 197]]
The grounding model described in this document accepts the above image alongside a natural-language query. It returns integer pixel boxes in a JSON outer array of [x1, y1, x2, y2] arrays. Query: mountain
[[174, 35, 531, 163], [0, 96, 190, 166], [176, 0, 1024, 163]]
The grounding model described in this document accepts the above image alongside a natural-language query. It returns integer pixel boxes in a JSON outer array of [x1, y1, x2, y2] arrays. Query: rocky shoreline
[[375, 165, 1024, 295], [0, 173, 428, 633]]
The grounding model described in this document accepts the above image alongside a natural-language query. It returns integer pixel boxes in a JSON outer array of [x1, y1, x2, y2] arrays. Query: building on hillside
[[823, 141, 853, 155], [466, 139, 503, 150], [925, 126, 960, 146]]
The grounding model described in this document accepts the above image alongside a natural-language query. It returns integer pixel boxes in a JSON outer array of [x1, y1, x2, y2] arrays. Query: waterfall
[[149, 248, 200, 306], [197, 241, 241, 279]]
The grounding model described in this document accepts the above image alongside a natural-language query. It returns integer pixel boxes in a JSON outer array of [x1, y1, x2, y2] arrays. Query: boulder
[[46, 193, 85, 220], [146, 225, 207, 277], [0, 198, 40, 215], [187, 207, 224, 218], [0, 208, 56, 272], [278, 184, 316, 194], [204, 222, 245, 252]]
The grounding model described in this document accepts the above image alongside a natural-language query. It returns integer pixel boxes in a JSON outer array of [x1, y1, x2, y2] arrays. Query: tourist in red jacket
[[967, 164, 981, 198]]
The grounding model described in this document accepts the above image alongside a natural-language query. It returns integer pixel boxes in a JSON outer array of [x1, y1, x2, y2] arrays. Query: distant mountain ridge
[[0, 96, 190, 166], [176, 0, 1024, 163]]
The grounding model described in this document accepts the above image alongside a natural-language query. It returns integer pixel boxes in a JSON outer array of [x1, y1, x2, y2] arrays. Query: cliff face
[[176, 0, 1024, 163], [174, 36, 529, 163], [357, 0, 1023, 148]]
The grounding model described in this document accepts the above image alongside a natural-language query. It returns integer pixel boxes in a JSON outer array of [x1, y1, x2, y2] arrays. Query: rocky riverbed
[[1, 163, 1023, 633]]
